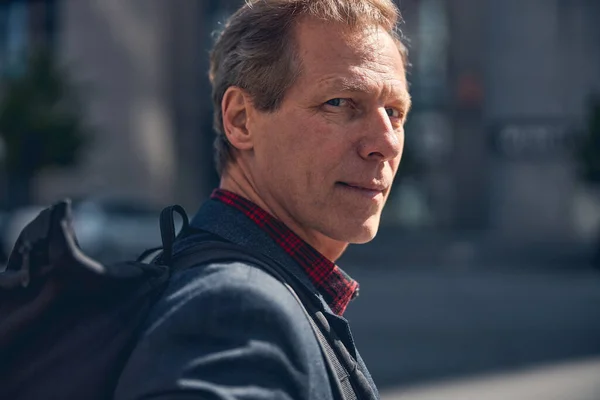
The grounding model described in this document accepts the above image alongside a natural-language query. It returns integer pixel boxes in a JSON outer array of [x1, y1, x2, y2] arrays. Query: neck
[[219, 164, 349, 262]]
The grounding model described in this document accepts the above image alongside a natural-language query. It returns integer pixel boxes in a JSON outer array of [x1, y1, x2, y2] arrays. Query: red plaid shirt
[[212, 189, 359, 315]]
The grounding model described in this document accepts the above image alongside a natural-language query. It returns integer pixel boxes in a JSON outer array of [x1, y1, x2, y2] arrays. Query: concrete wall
[[36, 0, 177, 206]]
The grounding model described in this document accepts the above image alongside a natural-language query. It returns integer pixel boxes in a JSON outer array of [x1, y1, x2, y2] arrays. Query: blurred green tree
[[579, 95, 600, 184], [0, 48, 91, 208]]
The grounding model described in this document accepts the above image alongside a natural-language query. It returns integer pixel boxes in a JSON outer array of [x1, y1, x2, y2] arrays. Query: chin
[[349, 225, 379, 244], [333, 217, 381, 244]]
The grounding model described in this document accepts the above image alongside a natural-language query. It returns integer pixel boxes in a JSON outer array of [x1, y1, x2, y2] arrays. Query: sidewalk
[[381, 357, 600, 400]]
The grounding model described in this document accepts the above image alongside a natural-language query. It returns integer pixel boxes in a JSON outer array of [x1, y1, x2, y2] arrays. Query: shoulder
[[147, 261, 310, 335], [116, 263, 332, 400], [115, 261, 333, 400], [140, 260, 326, 375]]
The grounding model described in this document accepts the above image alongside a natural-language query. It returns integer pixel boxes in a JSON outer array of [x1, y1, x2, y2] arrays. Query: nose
[[357, 108, 403, 162]]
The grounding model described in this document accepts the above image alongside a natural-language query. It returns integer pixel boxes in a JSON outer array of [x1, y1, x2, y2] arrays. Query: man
[[115, 0, 411, 398]]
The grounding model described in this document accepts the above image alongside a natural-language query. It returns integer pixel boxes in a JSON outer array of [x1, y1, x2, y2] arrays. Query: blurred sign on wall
[[488, 120, 578, 160]]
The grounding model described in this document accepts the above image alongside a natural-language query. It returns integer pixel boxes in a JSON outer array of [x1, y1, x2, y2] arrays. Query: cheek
[[258, 113, 352, 185], [272, 118, 324, 161], [299, 126, 349, 174]]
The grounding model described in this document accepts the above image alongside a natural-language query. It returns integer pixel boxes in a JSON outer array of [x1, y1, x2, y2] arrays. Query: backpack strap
[[158, 205, 190, 265], [135, 204, 191, 265], [171, 240, 374, 400]]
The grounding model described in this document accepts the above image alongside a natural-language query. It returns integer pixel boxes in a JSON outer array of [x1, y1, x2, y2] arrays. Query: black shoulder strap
[[135, 204, 192, 265], [158, 205, 190, 265], [170, 241, 371, 400]]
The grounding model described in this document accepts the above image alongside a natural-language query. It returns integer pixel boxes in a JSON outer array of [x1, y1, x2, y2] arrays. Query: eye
[[385, 107, 401, 118], [325, 98, 350, 107]]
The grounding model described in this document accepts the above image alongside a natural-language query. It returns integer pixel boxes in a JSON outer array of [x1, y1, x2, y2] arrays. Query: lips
[[338, 182, 387, 192]]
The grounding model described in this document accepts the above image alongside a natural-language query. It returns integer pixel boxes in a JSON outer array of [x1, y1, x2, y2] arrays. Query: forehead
[[292, 18, 408, 96]]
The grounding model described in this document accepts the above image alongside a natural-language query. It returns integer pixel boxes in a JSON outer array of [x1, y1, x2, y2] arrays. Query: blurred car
[[1, 197, 176, 265]]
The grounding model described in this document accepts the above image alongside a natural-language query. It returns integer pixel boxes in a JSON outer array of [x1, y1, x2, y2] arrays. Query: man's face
[[247, 18, 410, 247]]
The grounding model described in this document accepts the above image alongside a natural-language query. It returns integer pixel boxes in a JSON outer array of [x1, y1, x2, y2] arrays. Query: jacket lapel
[[322, 309, 379, 397]]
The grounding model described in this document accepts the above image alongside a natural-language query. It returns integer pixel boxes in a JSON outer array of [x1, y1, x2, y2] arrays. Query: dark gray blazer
[[114, 198, 379, 400]]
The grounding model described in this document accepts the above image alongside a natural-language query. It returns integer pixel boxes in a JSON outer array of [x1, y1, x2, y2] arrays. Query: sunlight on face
[[248, 19, 410, 253]]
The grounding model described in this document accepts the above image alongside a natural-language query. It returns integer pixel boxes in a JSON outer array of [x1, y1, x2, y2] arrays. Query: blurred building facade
[[1, 0, 215, 210], [1, 0, 599, 241], [398, 0, 600, 243]]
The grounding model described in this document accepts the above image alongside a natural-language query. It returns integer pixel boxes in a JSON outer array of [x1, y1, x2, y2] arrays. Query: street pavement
[[340, 261, 600, 393], [381, 356, 600, 400]]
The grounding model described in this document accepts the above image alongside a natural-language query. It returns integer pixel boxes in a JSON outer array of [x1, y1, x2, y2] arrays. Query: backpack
[[0, 199, 374, 400]]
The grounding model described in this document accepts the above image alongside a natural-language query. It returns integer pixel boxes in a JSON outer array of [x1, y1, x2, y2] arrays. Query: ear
[[221, 86, 254, 151]]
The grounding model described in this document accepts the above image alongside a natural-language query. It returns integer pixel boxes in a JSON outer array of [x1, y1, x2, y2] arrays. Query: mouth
[[336, 182, 387, 198]]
